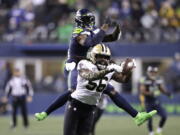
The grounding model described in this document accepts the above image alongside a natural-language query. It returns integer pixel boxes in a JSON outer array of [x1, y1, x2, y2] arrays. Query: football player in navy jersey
[[35, 44, 157, 135], [65, 8, 121, 92], [139, 66, 172, 135]]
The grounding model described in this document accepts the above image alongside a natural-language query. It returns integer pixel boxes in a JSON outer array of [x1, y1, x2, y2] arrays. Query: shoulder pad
[[77, 59, 90, 70]]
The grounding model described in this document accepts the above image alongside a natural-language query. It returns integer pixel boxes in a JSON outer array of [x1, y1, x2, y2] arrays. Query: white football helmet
[[87, 44, 111, 70]]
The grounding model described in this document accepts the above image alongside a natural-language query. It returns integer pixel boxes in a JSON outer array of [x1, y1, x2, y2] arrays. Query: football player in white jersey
[[35, 44, 157, 135]]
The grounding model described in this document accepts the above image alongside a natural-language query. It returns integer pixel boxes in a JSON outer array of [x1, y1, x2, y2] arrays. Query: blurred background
[[0, 0, 179, 135]]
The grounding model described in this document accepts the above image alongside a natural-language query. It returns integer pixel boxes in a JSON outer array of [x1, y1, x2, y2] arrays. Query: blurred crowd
[[0, 0, 180, 44]]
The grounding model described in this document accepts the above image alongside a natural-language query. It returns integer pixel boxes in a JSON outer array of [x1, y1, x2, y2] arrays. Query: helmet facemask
[[147, 67, 158, 80], [75, 9, 95, 29], [87, 44, 111, 70], [95, 54, 110, 70]]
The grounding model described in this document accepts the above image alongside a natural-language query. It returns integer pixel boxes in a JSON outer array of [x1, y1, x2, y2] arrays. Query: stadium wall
[[0, 43, 179, 57]]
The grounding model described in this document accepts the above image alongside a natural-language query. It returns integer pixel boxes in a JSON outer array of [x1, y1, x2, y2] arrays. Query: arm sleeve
[[24, 79, 34, 96], [45, 91, 72, 115], [5, 81, 12, 97], [104, 85, 138, 117]]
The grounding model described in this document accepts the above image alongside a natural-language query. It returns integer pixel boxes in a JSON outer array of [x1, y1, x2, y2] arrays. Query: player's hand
[[1, 96, 8, 103], [101, 17, 112, 31], [121, 58, 136, 74], [101, 24, 109, 32], [107, 64, 123, 73], [26, 96, 33, 103], [35, 112, 47, 121]]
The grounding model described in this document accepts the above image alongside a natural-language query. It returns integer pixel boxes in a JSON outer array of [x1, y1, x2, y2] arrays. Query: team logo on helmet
[[88, 44, 111, 70], [75, 9, 95, 28]]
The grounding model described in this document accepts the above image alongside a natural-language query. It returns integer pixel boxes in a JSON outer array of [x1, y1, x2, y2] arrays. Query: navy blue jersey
[[139, 76, 164, 103], [67, 26, 104, 63]]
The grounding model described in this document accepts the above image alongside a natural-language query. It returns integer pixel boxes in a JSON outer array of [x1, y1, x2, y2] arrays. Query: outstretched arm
[[76, 24, 109, 47], [111, 58, 136, 83], [102, 25, 121, 42]]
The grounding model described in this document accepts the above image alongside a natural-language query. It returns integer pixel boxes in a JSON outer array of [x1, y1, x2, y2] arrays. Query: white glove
[[121, 59, 136, 69], [127, 59, 136, 68], [107, 64, 123, 73], [65, 62, 76, 71]]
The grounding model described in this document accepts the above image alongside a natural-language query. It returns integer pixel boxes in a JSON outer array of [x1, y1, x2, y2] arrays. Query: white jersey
[[5, 76, 33, 97], [71, 59, 114, 105]]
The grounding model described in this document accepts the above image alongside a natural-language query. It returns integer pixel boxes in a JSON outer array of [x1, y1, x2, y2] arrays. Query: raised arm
[[76, 24, 109, 47], [102, 24, 121, 42]]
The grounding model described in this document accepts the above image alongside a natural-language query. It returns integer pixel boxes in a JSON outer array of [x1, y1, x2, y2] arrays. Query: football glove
[[65, 62, 76, 71], [35, 112, 47, 121], [121, 58, 136, 73], [107, 64, 123, 73]]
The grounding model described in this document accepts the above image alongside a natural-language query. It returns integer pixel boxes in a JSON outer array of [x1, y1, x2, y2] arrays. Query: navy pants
[[145, 102, 167, 132]]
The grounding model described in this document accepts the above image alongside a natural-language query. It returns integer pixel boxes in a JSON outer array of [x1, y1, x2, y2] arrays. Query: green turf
[[0, 115, 179, 135]]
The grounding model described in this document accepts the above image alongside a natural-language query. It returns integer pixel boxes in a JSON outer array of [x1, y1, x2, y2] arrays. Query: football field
[[0, 115, 179, 135]]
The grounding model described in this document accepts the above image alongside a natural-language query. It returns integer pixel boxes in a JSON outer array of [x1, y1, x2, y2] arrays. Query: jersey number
[[86, 77, 108, 92]]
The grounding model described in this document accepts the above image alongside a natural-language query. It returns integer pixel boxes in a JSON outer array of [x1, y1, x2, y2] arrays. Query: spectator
[[56, 17, 73, 43], [0, 0, 179, 43]]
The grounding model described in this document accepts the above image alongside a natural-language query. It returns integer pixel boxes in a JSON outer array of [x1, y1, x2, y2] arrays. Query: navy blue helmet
[[75, 9, 95, 28]]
